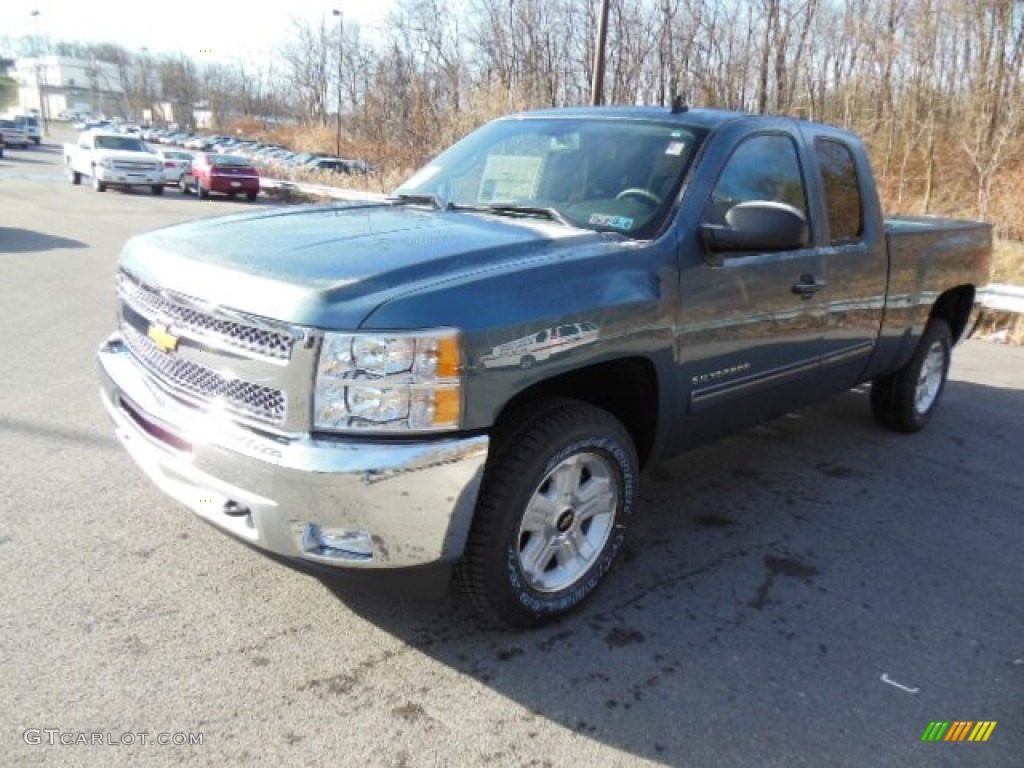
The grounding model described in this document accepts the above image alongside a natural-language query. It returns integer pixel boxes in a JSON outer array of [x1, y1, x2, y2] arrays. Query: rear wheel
[[196, 181, 208, 200], [151, 184, 164, 195], [67, 165, 81, 184], [871, 318, 953, 433], [179, 176, 190, 195], [246, 190, 258, 201], [458, 398, 637, 628]]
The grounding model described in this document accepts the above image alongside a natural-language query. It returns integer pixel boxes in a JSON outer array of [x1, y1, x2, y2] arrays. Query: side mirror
[[701, 201, 809, 255]]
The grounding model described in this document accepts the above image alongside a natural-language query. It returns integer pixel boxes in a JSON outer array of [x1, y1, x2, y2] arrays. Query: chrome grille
[[121, 323, 286, 423], [118, 271, 294, 361], [114, 160, 159, 171]]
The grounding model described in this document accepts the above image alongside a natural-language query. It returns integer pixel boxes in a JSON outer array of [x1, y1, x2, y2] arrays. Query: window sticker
[[665, 141, 686, 156], [478, 155, 544, 202], [589, 213, 634, 229]]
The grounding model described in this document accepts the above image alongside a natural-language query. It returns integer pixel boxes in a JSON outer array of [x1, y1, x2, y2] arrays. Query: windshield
[[94, 135, 149, 152], [395, 116, 705, 238]]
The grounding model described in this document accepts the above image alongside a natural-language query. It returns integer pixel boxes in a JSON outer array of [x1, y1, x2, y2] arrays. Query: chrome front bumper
[[95, 168, 163, 185], [98, 334, 489, 568]]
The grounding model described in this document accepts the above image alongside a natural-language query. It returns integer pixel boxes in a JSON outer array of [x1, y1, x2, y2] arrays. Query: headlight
[[314, 330, 462, 433], [99, 158, 115, 169]]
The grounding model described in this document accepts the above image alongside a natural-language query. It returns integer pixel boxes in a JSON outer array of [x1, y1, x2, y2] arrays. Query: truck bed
[[884, 215, 992, 302], [876, 215, 993, 371]]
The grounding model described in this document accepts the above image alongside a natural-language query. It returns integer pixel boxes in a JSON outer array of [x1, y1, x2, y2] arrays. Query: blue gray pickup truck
[[98, 106, 992, 627]]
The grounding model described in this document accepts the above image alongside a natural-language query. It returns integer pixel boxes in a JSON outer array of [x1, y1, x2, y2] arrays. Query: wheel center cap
[[556, 509, 575, 533]]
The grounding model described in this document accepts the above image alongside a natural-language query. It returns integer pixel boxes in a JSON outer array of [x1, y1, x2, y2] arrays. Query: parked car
[[186, 135, 219, 150], [0, 120, 29, 149], [163, 132, 193, 146], [286, 151, 330, 167], [98, 105, 993, 628], [227, 142, 259, 156], [179, 152, 259, 200], [13, 115, 42, 145], [252, 145, 286, 157], [158, 149, 194, 185], [212, 138, 249, 152], [302, 158, 357, 175]]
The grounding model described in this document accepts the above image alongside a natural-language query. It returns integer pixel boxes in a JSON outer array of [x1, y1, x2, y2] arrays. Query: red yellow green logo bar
[[921, 721, 997, 742]]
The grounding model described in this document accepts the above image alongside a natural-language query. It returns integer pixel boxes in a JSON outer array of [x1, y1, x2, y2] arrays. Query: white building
[[13, 56, 133, 119]]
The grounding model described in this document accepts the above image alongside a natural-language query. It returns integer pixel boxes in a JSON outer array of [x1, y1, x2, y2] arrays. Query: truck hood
[[95, 148, 159, 162], [120, 202, 610, 328]]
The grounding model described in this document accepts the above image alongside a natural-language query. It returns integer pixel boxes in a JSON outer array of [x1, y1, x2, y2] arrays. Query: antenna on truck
[[671, 94, 689, 114]]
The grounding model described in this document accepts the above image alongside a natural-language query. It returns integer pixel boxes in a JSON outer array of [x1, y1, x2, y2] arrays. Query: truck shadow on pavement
[[316, 377, 1024, 766], [0, 228, 87, 253]]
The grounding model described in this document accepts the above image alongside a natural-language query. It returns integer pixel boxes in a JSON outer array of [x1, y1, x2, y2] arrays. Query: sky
[[4, 0, 396, 64]]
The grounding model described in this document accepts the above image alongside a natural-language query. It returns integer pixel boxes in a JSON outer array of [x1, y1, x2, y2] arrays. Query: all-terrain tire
[[457, 397, 637, 628], [871, 318, 953, 433]]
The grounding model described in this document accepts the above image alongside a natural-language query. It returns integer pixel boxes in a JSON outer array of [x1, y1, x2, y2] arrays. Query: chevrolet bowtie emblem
[[147, 324, 180, 353]]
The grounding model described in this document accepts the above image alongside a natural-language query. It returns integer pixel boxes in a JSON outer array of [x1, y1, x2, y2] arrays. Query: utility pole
[[30, 9, 50, 134], [590, 0, 611, 106], [333, 8, 343, 158]]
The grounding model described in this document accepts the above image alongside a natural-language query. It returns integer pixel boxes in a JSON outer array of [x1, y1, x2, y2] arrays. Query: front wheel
[[246, 190, 258, 201], [458, 398, 637, 628], [93, 175, 106, 192], [871, 318, 953, 433], [151, 185, 164, 195]]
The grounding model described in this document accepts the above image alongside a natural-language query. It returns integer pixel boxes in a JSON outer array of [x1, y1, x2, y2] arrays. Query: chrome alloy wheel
[[516, 451, 618, 593], [914, 341, 947, 417]]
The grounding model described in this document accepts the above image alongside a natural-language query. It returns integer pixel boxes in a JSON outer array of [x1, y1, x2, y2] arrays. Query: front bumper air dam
[[97, 333, 489, 569]]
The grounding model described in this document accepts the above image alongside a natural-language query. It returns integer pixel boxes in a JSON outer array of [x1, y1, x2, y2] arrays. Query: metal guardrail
[[259, 177, 386, 203], [980, 284, 1024, 315]]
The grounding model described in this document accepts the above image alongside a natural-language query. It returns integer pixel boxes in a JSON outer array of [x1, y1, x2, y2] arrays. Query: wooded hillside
[[13, 0, 1024, 251]]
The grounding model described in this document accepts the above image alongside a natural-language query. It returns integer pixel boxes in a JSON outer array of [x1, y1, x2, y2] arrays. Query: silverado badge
[[147, 324, 179, 353]]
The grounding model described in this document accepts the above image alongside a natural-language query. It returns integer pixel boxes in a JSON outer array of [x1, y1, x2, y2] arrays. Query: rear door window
[[814, 139, 864, 244]]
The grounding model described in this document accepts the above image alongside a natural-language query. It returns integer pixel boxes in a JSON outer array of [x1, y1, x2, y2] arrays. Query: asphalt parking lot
[[1, 130, 1022, 767]]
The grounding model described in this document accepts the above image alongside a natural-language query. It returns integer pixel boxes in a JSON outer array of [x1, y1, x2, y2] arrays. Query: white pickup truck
[[64, 131, 165, 194]]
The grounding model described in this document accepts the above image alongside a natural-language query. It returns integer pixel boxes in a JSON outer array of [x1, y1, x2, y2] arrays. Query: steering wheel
[[615, 188, 662, 206]]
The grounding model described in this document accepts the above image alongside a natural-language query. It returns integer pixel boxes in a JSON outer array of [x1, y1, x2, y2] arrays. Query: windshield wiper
[[389, 192, 451, 210], [465, 204, 575, 228]]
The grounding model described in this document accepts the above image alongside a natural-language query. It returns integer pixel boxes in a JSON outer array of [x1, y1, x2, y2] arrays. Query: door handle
[[792, 274, 827, 298]]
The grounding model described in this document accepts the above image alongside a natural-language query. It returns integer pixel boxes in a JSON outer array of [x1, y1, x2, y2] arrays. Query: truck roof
[[507, 105, 861, 140]]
